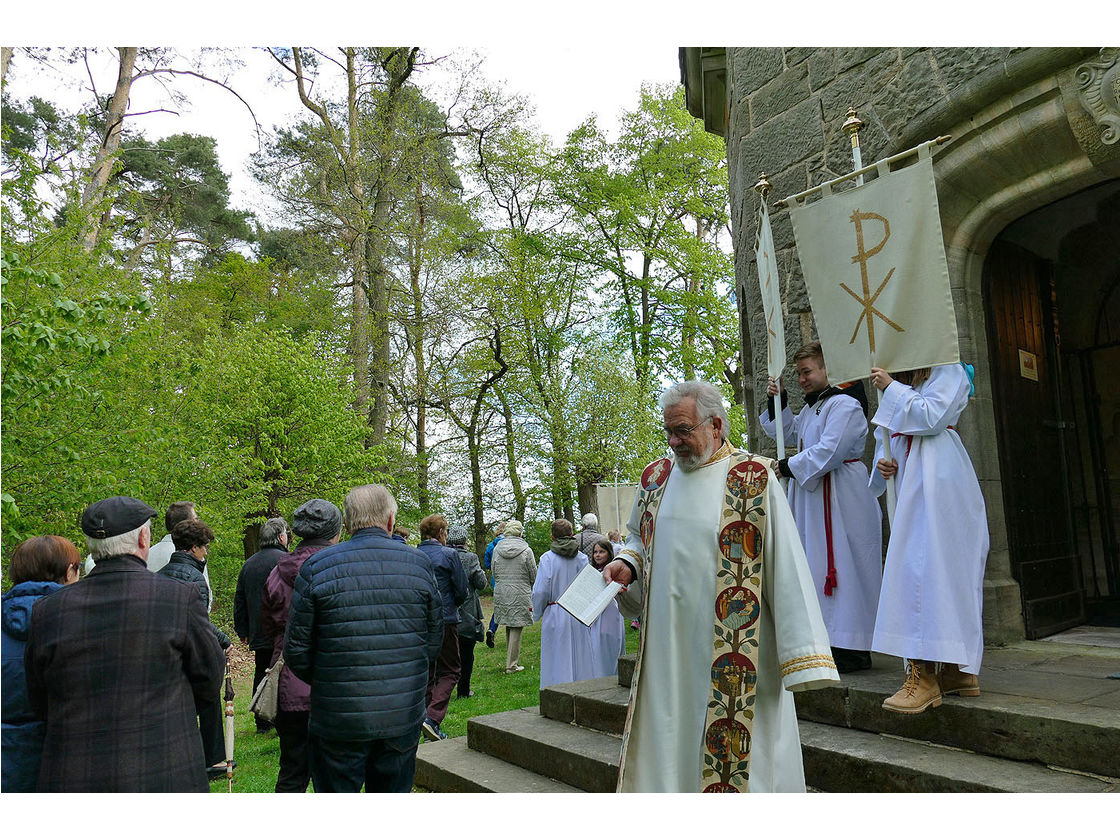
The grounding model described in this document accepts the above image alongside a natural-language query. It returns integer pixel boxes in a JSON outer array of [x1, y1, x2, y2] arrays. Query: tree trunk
[[81, 47, 137, 251], [365, 48, 417, 445], [1, 48, 12, 84], [409, 184, 429, 513], [495, 385, 526, 521]]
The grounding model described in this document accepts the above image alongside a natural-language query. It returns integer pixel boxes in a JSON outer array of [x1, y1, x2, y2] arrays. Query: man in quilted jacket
[[285, 484, 442, 793]]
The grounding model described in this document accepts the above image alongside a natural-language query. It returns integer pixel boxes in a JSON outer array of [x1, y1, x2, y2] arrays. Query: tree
[[556, 84, 738, 392], [113, 132, 254, 275]]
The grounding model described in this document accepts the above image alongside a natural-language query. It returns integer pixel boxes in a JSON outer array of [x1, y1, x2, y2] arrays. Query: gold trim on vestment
[[780, 655, 837, 677]]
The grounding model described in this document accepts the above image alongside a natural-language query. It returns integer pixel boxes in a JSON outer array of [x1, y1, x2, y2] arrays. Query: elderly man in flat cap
[[23, 496, 226, 792]]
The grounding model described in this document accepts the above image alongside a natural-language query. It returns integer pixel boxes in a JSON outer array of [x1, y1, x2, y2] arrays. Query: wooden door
[[984, 239, 1086, 638]]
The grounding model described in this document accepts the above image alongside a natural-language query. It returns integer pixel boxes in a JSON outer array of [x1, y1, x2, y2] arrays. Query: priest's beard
[[674, 435, 717, 472]]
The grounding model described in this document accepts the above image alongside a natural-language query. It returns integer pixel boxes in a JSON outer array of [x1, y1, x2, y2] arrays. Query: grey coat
[[491, 536, 537, 627], [453, 547, 488, 642]]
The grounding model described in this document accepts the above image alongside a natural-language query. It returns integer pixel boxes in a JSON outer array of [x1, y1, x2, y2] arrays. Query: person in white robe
[[759, 341, 883, 673], [868, 363, 989, 714], [587, 538, 626, 678], [532, 519, 599, 690], [602, 380, 840, 793]]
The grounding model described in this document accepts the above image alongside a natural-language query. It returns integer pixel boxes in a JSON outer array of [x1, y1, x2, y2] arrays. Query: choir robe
[[588, 594, 626, 679], [869, 364, 989, 674], [760, 391, 883, 650], [532, 549, 599, 690], [615, 445, 839, 792]]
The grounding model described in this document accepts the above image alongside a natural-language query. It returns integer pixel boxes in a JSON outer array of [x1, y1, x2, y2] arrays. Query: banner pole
[[844, 109, 897, 525], [754, 173, 784, 464]]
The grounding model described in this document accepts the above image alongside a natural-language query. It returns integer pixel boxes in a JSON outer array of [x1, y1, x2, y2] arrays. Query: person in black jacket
[[285, 484, 442, 793], [162, 518, 232, 778], [234, 516, 288, 733], [24, 496, 225, 791], [417, 514, 469, 741]]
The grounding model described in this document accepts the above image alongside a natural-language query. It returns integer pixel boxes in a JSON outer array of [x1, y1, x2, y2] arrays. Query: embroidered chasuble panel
[[617, 450, 773, 793]]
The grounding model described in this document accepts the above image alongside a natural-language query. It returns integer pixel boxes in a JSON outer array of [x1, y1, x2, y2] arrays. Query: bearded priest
[[601, 380, 839, 793]]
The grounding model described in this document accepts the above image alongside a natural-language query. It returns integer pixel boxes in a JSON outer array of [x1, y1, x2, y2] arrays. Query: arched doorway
[[983, 179, 1120, 637]]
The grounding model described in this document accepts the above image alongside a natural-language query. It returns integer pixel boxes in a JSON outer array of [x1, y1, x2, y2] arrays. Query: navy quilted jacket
[[284, 526, 442, 740]]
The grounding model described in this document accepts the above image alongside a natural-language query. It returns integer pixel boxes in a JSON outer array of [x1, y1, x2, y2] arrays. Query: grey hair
[[259, 517, 288, 548], [659, 380, 729, 442], [344, 484, 398, 532], [88, 521, 150, 561], [580, 513, 598, 530]]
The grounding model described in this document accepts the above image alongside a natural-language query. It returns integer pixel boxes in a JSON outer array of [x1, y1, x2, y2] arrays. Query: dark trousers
[[252, 648, 273, 731], [197, 692, 224, 767], [274, 709, 311, 792], [425, 624, 461, 725], [308, 730, 419, 793], [457, 636, 477, 698]]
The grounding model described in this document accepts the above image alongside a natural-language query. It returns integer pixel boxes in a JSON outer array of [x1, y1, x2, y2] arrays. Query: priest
[[602, 380, 839, 793]]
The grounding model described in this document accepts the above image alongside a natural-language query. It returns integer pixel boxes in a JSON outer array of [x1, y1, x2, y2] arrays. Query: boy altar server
[[760, 341, 882, 673]]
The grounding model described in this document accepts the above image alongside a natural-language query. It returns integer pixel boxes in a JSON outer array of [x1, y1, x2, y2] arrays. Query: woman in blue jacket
[[2, 535, 81, 792]]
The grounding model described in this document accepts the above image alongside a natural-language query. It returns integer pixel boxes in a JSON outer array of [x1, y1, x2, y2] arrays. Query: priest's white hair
[[659, 381, 729, 442]]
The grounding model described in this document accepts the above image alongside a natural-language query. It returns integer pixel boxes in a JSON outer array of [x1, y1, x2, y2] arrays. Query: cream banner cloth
[[755, 200, 786, 379], [788, 146, 958, 385]]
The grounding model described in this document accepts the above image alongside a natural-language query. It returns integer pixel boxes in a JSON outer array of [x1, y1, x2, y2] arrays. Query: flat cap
[[81, 496, 157, 539], [293, 498, 342, 539]]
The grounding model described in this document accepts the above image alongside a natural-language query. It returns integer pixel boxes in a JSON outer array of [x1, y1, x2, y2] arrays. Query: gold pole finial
[[754, 173, 772, 198], [842, 107, 864, 137]]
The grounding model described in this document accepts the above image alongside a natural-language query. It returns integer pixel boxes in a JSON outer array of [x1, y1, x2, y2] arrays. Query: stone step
[[612, 652, 1120, 779], [465, 706, 622, 792], [415, 736, 581, 793], [798, 720, 1117, 793], [794, 657, 1120, 779], [540, 675, 630, 734]]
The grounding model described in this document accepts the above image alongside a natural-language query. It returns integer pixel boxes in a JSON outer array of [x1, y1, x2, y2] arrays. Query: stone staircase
[[415, 651, 1120, 793]]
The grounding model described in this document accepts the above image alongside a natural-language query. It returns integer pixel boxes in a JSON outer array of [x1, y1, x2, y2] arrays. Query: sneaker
[[504, 664, 525, 673], [421, 717, 447, 741], [485, 630, 495, 648]]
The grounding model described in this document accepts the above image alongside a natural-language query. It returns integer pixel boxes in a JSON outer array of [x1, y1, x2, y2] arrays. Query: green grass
[[210, 596, 639, 792]]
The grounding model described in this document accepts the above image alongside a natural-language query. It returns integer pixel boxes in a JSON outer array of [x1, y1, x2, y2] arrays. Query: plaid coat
[[24, 554, 226, 792]]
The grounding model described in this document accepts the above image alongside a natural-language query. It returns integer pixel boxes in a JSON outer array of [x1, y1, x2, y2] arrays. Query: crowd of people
[[2, 360, 988, 794], [1, 480, 632, 793]]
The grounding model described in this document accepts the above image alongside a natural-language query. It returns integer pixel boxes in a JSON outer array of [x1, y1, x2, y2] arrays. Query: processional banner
[[754, 200, 786, 379], [787, 145, 958, 386]]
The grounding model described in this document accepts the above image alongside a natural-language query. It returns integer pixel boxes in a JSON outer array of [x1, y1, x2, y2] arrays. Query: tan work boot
[[940, 663, 980, 697], [882, 659, 942, 714]]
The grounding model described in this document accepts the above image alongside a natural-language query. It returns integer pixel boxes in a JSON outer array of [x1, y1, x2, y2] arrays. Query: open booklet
[[557, 563, 626, 627]]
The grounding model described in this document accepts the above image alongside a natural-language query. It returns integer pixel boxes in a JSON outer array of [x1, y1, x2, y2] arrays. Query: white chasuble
[[616, 445, 839, 792], [760, 395, 883, 650], [869, 364, 989, 674]]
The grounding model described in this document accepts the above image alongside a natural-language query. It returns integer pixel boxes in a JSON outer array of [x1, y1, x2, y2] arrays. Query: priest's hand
[[870, 367, 894, 390], [876, 457, 898, 479], [766, 376, 783, 397], [602, 559, 633, 587]]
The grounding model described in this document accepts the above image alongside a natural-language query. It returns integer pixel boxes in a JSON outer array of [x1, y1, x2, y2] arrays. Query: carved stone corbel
[[1076, 48, 1120, 145]]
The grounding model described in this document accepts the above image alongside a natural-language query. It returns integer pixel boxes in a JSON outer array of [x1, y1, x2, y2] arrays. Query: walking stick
[[223, 658, 236, 792]]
